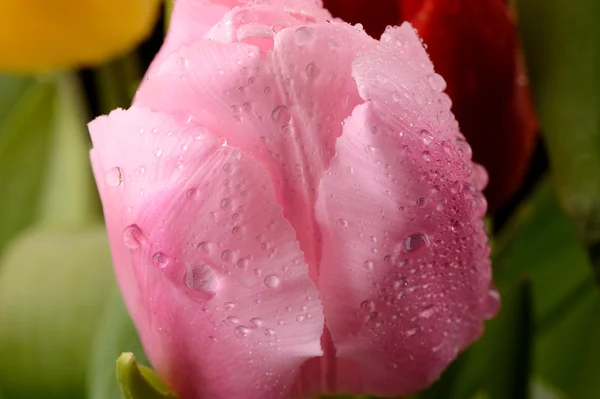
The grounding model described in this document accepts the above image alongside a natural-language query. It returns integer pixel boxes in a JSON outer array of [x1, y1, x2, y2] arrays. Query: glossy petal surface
[[136, 19, 368, 279], [323, 0, 538, 211], [316, 24, 493, 396], [90, 107, 323, 399]]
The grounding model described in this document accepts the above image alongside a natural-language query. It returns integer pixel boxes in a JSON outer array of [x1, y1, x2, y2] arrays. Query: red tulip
[[324, 0, 538, 211]]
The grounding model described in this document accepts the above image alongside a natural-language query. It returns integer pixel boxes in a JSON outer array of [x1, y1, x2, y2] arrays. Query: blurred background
[[0, 0, 598, 398]]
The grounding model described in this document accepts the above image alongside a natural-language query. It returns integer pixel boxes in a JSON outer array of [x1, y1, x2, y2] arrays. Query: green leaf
[[0, 73, 97, 256], [451, 279, 533, 399], [37, 73, 98, 227], [493, 183, 594, 325], [534, 283, 600, 398], [0, 225, 114, 396], [0, 76, 56, 254], [516, 0, 600, 246], [530, 378, 566, 399], [441, 181, 596, 399], [88, 289, 148, 399], [116, 353, 176, 399]]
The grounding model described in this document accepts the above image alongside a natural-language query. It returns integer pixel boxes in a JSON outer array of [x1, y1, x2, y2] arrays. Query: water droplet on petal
[[272, 105, 291, 124], [152, 252, 170, 269], [305, 62, 320, 79], [186, 188, 199, 200], [224, 302, 235, 310], [264, 274, 280, 288], [484, 287, 501, 319], [403, 233, 430, 253], [185, 264, 219, 299], [360, 300, 375, 312], [405, 327, 419, 337], [197, 241, 211, 253], [456, 138, 473, 159], [221, 249, 234, 262], [250, 318, 263, 328], [106, 167, 123, 187], [235, 326, 250, 338], [428, 73, 447, 91], [363, 260, 374, 270], [421, 129, 434, 145], [295, 26, 313, 45], [122, 224, 143, 249], [418, 305, 436, 319], [451, 220, 464, 233], [337, 219, 348, 228], [265, 328, 276, 336]]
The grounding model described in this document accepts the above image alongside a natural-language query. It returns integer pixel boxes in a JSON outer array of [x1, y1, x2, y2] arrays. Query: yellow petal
[[0, 0, 161, 72]]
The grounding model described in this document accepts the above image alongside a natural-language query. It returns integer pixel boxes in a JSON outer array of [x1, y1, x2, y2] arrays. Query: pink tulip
[[89, 1, 497, 398]]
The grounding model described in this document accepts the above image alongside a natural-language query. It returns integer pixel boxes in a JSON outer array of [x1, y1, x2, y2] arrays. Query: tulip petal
[[315, 23, 493, 396], [151, 0, 331, 74], [89, 107, 323, 399], [135, 21, 369, 278], [403, 0, 538, 210]]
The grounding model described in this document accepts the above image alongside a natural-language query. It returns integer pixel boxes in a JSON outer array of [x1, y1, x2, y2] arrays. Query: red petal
[[322, 0, 401, 37]]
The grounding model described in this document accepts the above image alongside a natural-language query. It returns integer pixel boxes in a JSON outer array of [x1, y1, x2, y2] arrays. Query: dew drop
[[152, 252, 169, 269], [122, 224, 143, 249], [360, 300, 375, 312], [197, 241, 211, 253], [271, 105, 291, 124], [224, 302, 235, 310], [230, 105, 241, 117], [235, 326, 250, 338], [264, 274, 281, 288], [295, 26, 313, 45], [226, 316, 240, 325], [185, 264, 219, 298], [405, 327, 419, 337], [420, 129, 434, 145], [220, 198, 232, 210], [418, 305, 436, 319], [106, 167, 123, 187], [337, 218, 348, 228], [250, 317, 263, 328], [265, 328, 276, 336], [281, 124, 295, 135], [221, 249, 234, 262], [484, 287, 501, 319], [296, 315, 305, 322], [153, 148, 163, 158], [456, 138, 473, 159], [363, 260, 374, 270], [450, 220, 464, 233], [428, 73, 447, 91], [403, 233, 430, 253], [305, 62, 320, 79], [186, 188, 199, 200]]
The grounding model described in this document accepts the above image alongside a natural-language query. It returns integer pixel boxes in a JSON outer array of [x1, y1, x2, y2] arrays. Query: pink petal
[[148, 1, 331, 75], [315, 24, 492, 396], [89, 106, 323, 399], [135, 22, 370, 279]]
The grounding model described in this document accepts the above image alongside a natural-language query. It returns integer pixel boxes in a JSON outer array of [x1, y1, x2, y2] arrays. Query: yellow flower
[[0, 0, 161, 72]]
